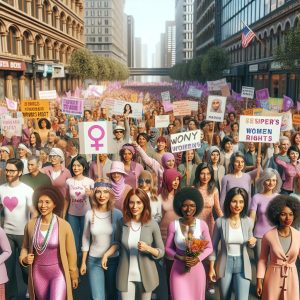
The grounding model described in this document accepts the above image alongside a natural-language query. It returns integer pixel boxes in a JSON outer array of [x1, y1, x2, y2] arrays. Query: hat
[[113, 125, 125, 133], [49, 148, 65, 162], [137, 122, 145, 128], [0, 146, 10, 154], [18, 143, 32, 155], [121, 144, 135, 155], [106, 161, 127, 176]]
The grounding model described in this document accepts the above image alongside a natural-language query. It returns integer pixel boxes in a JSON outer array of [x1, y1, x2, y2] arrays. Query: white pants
[[121, 281, 151, 300]]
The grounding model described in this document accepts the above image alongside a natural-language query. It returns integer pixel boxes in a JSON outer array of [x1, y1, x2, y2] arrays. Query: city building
[[193, 0, 218, 56], [85, 0, 127, 65], [163, 21, 176, 67], [175, 0, 194, 63], [134, 37, 142, 68], [127, 15, 135, 67], [0, 0, 84, 100], [220, 0, 300, 100]]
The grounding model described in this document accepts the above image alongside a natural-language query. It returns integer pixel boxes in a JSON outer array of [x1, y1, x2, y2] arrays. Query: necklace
[[229, 218, 240, 228], [130, 221, 141, 232], [33, 214, 55, 256], [93, 210, 111, 220], [277, 228, 291, 237]]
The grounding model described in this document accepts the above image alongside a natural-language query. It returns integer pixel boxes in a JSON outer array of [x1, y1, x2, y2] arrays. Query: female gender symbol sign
[[88, 125, 105, 151]]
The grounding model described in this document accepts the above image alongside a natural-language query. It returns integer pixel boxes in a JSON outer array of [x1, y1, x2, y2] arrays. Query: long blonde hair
[[138, 170, 158, 202]]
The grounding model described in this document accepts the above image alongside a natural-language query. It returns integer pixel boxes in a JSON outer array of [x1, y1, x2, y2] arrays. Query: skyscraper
[[127, 15, 135, 67], [164, 21, 176, 67]]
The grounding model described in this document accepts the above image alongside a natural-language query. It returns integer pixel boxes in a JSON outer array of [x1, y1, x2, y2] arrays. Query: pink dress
[[198, 187, 223, 237], [33, 220, 67, 300], [257, 227, 300, 300], [165, 219, 213, 300]]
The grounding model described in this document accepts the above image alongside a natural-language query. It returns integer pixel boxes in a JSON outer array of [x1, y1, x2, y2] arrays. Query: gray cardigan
[[115, 218, 165, 292], [209, 217, 255, 281]]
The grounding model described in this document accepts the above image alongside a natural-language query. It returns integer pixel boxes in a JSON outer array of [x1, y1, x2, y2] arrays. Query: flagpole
[[241, 20, 266, 48]]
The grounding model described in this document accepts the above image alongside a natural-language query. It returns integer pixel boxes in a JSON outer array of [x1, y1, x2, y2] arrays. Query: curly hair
[[266, 195, 300, 226], [173, 187, 204, 217], [223, 187, 249, 218]]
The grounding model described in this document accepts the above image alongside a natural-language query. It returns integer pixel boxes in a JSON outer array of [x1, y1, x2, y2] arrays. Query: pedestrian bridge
[[129, 68, 171, 76]]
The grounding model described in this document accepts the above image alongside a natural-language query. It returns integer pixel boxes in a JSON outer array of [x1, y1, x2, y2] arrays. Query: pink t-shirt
[[66, 177, 94, 216]]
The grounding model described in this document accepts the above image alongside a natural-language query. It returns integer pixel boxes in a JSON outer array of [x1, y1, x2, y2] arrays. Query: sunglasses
[[138, 179, 151, 185], [114, 130, 124, 134]]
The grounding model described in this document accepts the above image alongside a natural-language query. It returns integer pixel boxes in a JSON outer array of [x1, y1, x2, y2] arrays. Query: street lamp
[[31, 55, 59, 99]]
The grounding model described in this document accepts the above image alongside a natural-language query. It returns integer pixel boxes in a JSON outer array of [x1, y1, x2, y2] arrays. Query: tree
[[93, 55, 110, 82], [69, 48, 97, 81], [201, 46, 230, 80], [275, 20, 300, 73], [189, 56, 203, 81]]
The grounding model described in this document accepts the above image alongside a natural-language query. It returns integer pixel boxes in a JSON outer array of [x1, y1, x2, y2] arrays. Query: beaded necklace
[[33, 214, 55, 255]]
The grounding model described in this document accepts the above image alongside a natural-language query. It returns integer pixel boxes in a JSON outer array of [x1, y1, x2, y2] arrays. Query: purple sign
[[283, 95, 293, 112], [61, 97, 84, 115], [256, 99, 269, 110], [255, 88, 269, 101]]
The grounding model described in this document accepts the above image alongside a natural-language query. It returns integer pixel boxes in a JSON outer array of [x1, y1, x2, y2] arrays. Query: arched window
[[22, 31, 31, 56], [7, 26, 17, 54], [52, 7, 58, 28], [60, 12, 65, 31]]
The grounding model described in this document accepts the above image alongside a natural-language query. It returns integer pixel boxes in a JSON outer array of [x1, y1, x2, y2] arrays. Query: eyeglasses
[[5, 169, 18, 174], [114, 130, 124, 134], [138, 179, 151, 185], [49, 155, 59, 159]]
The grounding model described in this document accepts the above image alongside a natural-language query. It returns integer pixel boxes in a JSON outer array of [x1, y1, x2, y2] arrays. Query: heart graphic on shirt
[[75, 192, 81, 197], [3, 196, 18, 212]]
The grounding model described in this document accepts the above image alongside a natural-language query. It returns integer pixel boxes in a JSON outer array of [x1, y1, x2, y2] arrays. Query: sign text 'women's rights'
[[78, 121, 115, 154], [239, 115, 282, 143], [170, 130, 201, 153]]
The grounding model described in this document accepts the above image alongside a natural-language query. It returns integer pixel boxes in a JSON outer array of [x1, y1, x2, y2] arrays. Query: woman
[[257, 195, 300, 300], [39, 147, 51, 168], [165, 187, 213, 300], [136, 133, 160, 165], [149, 128, 160, 148], [41, 147, 72, 200], [219, 136, 234, 174], [249, 168, 282, 261], [194, 163, 223, 236], [19, 186, 78, 300], [274, 145, 300, 194], [123, 104, 132, 115], [102, 188, 165, 300], [35, 118, 51, 146], [106, 161, 132, 211], [207, 146, 225, 194], [291, 131, 300, 152], [44, 130, 57, 150], [138, 170, 162, 223], [156, 136, 168, 157], [81, 180, 122, 300], [208, 187, 256, 300], [28, 132, 42, 156], [89, 154, 112, 181], [119, 144, 144, 188], [196, 129, 209, 161], [66, 156, 94, 254], [220, 151, 260, 210], [178, 149, 198, 188]]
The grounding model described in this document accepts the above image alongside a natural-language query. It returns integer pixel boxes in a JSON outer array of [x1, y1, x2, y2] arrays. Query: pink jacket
[[0, 227, 11, 284]]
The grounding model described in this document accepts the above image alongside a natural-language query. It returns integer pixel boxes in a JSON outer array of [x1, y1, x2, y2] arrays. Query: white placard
[[206, 96, 226, 122], [170, 130, 201, 153], [187, 86, 203, 98], [39, 90, 57, 100], [112, 100, 143, 118], [78, 121, 115, 154], [161, 91, 171, 102], [1, 118, 23, 136], [239, 116, 282, 143], [207, 78, 227, 91], [188, 101, 198, 111], [241, 86, 255, 99], [155, 115, 170, 128]]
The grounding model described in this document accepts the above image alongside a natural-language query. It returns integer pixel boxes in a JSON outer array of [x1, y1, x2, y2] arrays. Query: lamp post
[[31, 55, 59, 99]]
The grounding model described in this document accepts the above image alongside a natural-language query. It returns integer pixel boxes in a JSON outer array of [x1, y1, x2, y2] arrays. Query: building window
[[22, 31, 31, 56], [18, 0, 27, 13], [7, 27, 17, 55]]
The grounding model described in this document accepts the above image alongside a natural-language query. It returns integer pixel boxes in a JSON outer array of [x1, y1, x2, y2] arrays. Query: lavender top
[[250, 193, 277, 238]]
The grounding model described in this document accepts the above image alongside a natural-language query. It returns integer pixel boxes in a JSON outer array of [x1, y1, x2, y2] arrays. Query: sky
[[124, 0, 175, 60]]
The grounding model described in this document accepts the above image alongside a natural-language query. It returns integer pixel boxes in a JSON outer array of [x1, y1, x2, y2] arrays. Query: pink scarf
[[112, 175, 126, 203]]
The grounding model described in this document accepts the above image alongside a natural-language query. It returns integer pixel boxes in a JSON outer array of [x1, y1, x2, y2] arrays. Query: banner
[[172, 100, 191, 116], [187, 86, 203, 98], [162, 101, 173, 113], [188, 101, 198, 111], [5, 97, 17, 110], [220, 85, 230, 97], [207, 78, 227, 91], [263, 110, 293, 131], [255, 88, 269, 101], [61, 98, 84, 116], [161, 91, 171, 102], [239, 115, 282, 143], [170, 130, 201, 153], [0, 106, 8, 114], [38, 90, 57, 100], [112, 100, 143, 118], [256, 99, 269, 110], [78, 121, 115, 154], [269, 98, 283, 112], [241, 86, 255, 99], [292, 114, 300, 125], [20, 100, 50, 118], [85, 85, 105, 97], [1, 118, 23, 136], [206, 95, 226, 122], [155, 115, 170, 128]]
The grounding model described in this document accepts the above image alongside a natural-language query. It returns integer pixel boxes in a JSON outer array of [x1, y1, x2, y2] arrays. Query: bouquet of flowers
[[185, 234, 209, 272]]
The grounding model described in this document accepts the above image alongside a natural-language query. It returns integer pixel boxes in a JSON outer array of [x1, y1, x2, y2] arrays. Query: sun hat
[[106, 161, 127, 176]]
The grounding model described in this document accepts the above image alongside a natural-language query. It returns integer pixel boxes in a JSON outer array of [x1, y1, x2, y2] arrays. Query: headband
[[94, 182, 113, 189]]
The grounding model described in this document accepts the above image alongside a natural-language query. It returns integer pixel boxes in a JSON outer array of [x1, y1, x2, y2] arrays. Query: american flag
[[242, 25, 255, 48]]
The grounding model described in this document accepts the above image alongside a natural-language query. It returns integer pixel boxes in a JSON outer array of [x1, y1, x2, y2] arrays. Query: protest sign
[[243, 109, 254, 116], [207, 78, 227, 91], [161, 91, 171, 102], [78, 121, 115, 154], [172, 101, 191, 116], [187, 86, 203, 98], [85, 85, 105, 97], [241, 86, 255, 99], [188, 101, 198, 111], [269, 98, 283, 112], [253, 108, 263, 116], [112, 100, 143, 118], [61, 97, 84, 116], [206, 95, 226, 122], [255, 88, 269, 101], [5, 97, 17, 110], [20, 100, 50, 118], [292, 114, 300, 125], [220, 85, 230, 97], [263, 110, 293, 131], [170, 130, 201, 153], [0, 106, 8, 114], [101, 98, 115, 109], [1, 118, 22, 136], [239, 116, 282, 143], [38, 90, 57, 100], [155, 115, 170, 128], [256, 99, 269, 110], [162, 101, 173, 113]]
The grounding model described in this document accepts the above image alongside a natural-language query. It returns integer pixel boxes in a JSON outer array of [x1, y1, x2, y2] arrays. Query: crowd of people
[[0, 82, 299, 300]]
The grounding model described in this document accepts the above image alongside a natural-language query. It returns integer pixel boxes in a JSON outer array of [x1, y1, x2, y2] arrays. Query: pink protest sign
[[255, 88, 269, 101], [61, 97, 84, 115]]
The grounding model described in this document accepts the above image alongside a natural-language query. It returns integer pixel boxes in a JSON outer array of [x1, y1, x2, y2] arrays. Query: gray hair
[[256, 168, 282, 194], [228, 151, 245, 174], [27, 155, 40, 163]]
